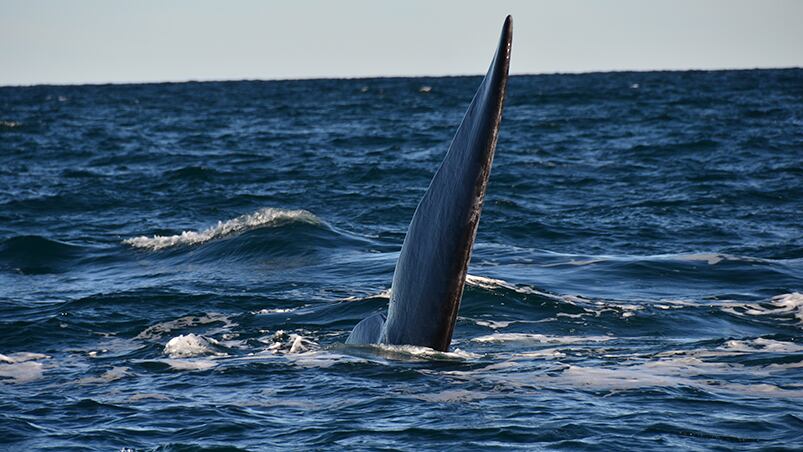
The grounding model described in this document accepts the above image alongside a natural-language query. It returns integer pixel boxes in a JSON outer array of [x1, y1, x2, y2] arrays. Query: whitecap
[[123, 207, 320, 250]]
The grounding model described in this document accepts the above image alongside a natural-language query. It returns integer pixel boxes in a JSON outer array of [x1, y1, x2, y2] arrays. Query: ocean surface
[[1, 69, 802, 451]]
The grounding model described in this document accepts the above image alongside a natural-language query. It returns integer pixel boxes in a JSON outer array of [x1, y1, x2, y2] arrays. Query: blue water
[[1, 69, 802, 451]]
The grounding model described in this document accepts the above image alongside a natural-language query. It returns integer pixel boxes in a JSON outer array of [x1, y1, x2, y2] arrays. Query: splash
[[163, 333, 223, 358], [261, 330, 317, 354], [123, 208, 320, 250]]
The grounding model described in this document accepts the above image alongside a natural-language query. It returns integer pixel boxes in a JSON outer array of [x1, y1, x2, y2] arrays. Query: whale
[[347, 16, 513, 352]]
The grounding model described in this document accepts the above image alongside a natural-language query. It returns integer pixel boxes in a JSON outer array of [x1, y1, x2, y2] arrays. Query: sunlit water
[[1, 69, 802, 450]]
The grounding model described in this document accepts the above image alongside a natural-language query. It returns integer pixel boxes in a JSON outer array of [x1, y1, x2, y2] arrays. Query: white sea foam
[[342, 274, 560, 304], [163, 333, 222, 358], [466, 274, 647, 321], [286, 350, 361, 368], [511, 348, 567, 359], [262, 330, 317, 355], [770, 292, 803, 322], [472, 333, 613, 344], [77, 366, 130, 384], [162, 359, 217, 370], [414, 389, 487, 403], [464, 274, 560, 299], [368, 344, 480, 361], [672, 252, 768, 265], [543, 251, 768, 268], [0, 352, 48, 363], [444, 351, 803, 398], [0, 352, 49, 384], [465, 274, 519, 291], [464, 274, 601, 309], [252, 307, 297, 315], [128, 393, 172, 402], [123, 207, 320, 250], [464, 316, 555, 329], [339, 289, 391, 302], [136, 313, 235, 340], [553, 357, 803, 398], [721, 337, 803, 353], [471, 318, 516, 329], [445, 333, 803, 398], [720, 292, 803, 324]]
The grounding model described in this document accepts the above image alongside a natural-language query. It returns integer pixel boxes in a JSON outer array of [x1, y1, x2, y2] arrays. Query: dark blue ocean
[[1, 69, 802, 451]]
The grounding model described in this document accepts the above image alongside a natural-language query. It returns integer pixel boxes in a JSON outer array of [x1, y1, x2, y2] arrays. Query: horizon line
[[1, 65, 800, 89]]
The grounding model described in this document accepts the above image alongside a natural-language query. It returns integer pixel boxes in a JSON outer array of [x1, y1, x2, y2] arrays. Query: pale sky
[[1, 0, 801, 86]]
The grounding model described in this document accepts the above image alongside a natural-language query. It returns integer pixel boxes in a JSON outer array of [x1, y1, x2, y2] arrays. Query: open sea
[[1, 69, 802, 451]]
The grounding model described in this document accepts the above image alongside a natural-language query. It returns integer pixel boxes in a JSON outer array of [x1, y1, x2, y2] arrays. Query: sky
[[1, 0, 801, 86]]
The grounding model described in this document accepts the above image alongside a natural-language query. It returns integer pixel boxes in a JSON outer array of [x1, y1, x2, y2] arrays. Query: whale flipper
[[347, 16, 512, 352]]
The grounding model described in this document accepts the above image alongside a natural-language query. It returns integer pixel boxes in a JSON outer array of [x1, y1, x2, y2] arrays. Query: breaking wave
[[123, 208, 321, 250]]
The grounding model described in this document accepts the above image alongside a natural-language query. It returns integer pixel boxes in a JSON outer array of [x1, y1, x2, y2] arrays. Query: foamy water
[[123, 208, 320, 250], [3, 70, 802, 450]]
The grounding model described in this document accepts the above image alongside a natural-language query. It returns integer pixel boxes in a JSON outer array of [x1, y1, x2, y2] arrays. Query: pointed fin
[[376, 16, 513, 351], [346, 312, 386, 345]]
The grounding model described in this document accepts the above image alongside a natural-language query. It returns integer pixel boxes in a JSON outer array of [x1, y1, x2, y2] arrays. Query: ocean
[[1, 69, 802, 450]]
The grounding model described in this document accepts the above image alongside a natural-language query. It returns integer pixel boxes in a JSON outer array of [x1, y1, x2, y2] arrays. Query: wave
[[0, 235, 84, 274], [163, 166, 221, 181], [123, 208, 321, 251]]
